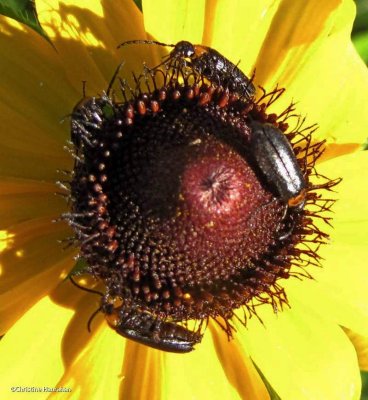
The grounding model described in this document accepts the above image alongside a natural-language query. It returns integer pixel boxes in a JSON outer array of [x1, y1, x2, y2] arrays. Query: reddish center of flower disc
[[182, 152, 259, 221], [176, 139, 275, 260]]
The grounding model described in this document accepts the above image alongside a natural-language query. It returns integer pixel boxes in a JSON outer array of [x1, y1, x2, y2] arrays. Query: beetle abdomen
[[249, 121, 307, 207], [192, 49, 255, 98]]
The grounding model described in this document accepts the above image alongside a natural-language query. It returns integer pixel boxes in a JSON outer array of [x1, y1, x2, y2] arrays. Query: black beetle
[[69, 277, 202, 353], [248, 120, 307, 209], [103, 296, 203, 353], [118, 39, 255, 98]]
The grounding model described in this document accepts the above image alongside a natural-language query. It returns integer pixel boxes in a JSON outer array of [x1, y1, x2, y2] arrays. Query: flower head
[[1, 0, 368, 399]]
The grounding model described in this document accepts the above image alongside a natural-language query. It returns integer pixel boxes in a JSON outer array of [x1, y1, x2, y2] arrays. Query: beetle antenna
[[82, 80, 87, 97], [117, 39, 175, 49], [106, 61, 125, 96], [69, 275, 104, 297], [87, 306, 102, 332]]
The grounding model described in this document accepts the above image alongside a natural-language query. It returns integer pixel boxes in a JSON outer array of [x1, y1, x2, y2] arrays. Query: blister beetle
[[69, 277, 202, 353], [118, 40, 255, 98], [248, 120, 307, 210], [103, 295, 203, 353]]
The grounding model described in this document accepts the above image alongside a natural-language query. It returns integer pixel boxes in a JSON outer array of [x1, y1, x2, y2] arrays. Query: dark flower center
[[66, 68, 338, 338]]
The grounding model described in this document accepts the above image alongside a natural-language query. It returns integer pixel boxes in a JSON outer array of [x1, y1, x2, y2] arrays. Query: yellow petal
[[120, 342, 163, 400], [344, 329, 368, 371], [0, 281, 126, 400], [49, 281, 164, 400], [210, 323, 270, 400], [318, 151, 368, 224], [0, 296, 74, 400], [38, 0, 158, 92], [319, 143, 361, 163], [0, 11, 77, 179], [0, 179, 66, 228], [143, 0, 206, 44], [163, 325, 243, 400], [0, 218, 74, 334], [236, 302, 361, 400], [50, 324, 126, 400], [0, 99, 71, 180], [285, 276, 368, 340], [254, 0, 368, 144], [201, 0, 279, 79], [284, 151, 368, 336]]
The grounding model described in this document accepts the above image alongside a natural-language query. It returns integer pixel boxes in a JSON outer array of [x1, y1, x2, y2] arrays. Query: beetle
[[102, 295, 203, 353], [69, 276, 202, 353], [118, 40, 255, 98], [248, 120, 307, 210]]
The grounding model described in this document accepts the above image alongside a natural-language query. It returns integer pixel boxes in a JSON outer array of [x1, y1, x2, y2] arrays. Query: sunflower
[[1, 0, 368, 399]]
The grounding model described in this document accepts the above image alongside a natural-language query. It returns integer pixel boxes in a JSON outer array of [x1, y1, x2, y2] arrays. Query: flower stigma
[[63, 42, 340, 353]]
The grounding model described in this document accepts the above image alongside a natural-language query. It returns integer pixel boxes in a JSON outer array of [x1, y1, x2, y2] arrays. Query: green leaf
[[63, 257, 89, 281], [361, 371, 368, 400], [251, 359, 282, 400], [353, 0, 368, 34], [353, 31, 368, 65], [133, 0, 142, 11], [0, 0, 52, 44], [102, 103, 115, 119]]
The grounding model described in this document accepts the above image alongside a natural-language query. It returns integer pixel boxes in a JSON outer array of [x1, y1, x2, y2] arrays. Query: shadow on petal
[[254, 0, 342, 85], [120, 341, 163, 399], [210, 322, 270, 400]]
